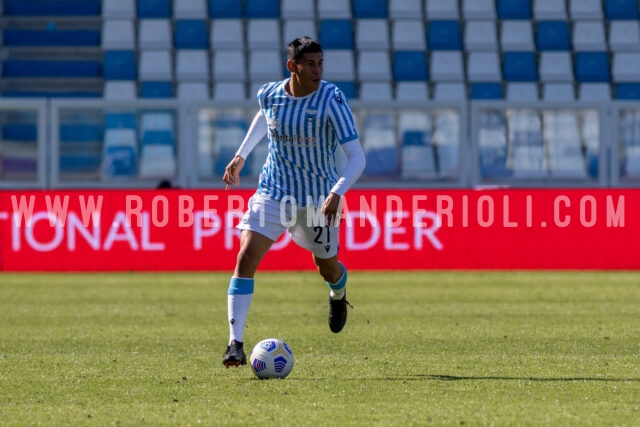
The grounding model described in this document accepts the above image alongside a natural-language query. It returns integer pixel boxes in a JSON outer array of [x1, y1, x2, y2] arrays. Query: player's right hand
[[223, 155, 245, 190]]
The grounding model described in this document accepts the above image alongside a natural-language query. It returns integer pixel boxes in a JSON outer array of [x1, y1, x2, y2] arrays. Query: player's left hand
[[322, 192, 342, 227], [223, 156, 245, 189]]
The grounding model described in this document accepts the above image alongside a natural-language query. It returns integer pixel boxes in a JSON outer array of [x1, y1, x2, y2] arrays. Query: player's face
[[290, 52, 323, 96]]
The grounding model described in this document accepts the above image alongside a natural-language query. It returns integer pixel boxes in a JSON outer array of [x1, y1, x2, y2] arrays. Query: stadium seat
[[360, 82, 393, 101], [4, 0, 100, 16], [174, 20, 209, 49], [334, 81, 358, 99], [3, 29, 100, 47], [318, 0, 352, 18], [478, 111, 509, 179], [102, 128, 138, 177], [605, 0, 640, 19], [176, 50, 210, 81], [464, 21, 498, 51], [322, 50, 356, 81], [433, 83, 467, 100], [463, 0, 496, 19], [616, 83, 640, 99], [389, 0, 422, 19], [432, 112, 460, 178], [401, 131, 436, 179], [426, 0, 460, 18], [497, 0, 532, 19], [214, 116, 250, 177], [248, 50, 283, 81], [105, 113, 137, 130], [139, 132, 177, 178], [539, 52, 573, 81], [2, 124, 37, 141], [104, 81, 137, 99], [430, 52, 464, 81], [470, 83, 504, 99], [357, 51, 391, 81], [574, 52, 611, 82], [428, 21, 462, 50], [362, 113, 399, 176], [140, 82, 174, 98], [104, 52, 137, 80], [102, 20, 135, 49], [137, 0, 172, 18], [319, 20, 354, 49], [139, 50, 173, 81], [579, 83, 611, 100], [282, 0, 314, 18], [500, 21, 534, 51], [542, 83, 575, 100], [502, 52, 538, 81], [208, 0, 242, 18], [609, 21, 640, 51], [246, 0, 280, 19], [356, 20, 389, 50], [392, 20, 426, 50], [569, 0, 602, 19], [613, 53, 640, 82], [353, 0, 388, 18], [213, 51, 246, 80], [393, 51, 428, 81], [283, 20, 317, 43], [506, 82, 538, 100], [138, 19, 172, 49], [247, 20, 281, 50], [173, 0, 207, 19], [533, 0, 567, 19], [467, 52, 501, 82], [536, 21, 571, 50], [210, 20, 244, 50], [572, 21, 607, 51], [213, 82, 246, 100], [395, 82, 429, 100], [543, 111, 587, 178], [177, 81, 210, 99], [103, 0, 135, 18]]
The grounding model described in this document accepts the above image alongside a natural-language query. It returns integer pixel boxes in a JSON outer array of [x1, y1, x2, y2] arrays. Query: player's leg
[[223, 195, 286, 368], [290, 215, 350, 333]]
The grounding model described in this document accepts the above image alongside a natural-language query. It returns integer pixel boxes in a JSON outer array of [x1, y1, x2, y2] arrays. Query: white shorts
[[237, 193, 340, 259]]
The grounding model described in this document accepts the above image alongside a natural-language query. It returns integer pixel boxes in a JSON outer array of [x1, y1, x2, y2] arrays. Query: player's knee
[[314, 258, 342, 283]]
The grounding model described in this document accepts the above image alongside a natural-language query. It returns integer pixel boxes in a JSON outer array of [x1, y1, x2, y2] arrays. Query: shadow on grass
[[420, 374, 640, 382]]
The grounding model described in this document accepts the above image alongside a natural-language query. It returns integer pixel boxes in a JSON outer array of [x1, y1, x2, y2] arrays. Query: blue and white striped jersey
[[255, 79, 358, 207]]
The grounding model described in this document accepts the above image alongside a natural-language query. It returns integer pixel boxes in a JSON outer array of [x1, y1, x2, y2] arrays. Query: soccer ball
[[249, 338, 294, 379]]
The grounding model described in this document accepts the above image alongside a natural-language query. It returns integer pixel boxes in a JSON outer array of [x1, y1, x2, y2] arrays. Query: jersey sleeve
[[327, 86, 359, 144]]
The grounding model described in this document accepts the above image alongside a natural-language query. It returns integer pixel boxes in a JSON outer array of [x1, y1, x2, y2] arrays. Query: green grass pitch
[[1, 271, 640, 425]]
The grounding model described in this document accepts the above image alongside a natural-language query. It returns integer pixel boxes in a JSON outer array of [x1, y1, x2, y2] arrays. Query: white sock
[[228, 294, 252, 344]]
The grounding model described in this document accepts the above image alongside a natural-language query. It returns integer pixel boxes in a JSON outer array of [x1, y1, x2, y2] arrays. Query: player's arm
[[222, 111, 267, 189], [323, 139, 366, 225]]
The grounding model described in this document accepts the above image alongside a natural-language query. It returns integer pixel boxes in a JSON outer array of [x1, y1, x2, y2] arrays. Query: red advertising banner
[[0, 189, 633, 271]]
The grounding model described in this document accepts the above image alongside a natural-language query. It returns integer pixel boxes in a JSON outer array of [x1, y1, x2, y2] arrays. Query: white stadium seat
[[360, 82, 393, 101], [283, 20, 317, 43], [213, 51, 246, 81], [612, 53, 640, 82], [392, 20, 426, 51], [569, 0, 602, 19], [533, 0, 567, 19], [357, 51, 392, 81], [506, 83, 539, 101], [247, 19, 281, 50], [318, 0, 352, 19], [211, 20, 244, 50], [501, 21, 534, 51], [425, 0, 460, 19], [138, 19, 172, 49], [609, 21, 640, 51], [467, 52, 501, 82], [139, 50, 173, 81], [539, 52, 573, 82], [102, 0, 135, 18], [178, 81, 210, 99], [102, 19, 135, 49], [462, 0, 496, 19], [173, 0, 207, 19], [543, 83, 575, 101], [104, 81, 137, 100], [579, 83, 611, 101], [390, 0, 422, 19], [572, 21, 607, 52], [248, 50, 283, 81], [430, 52, 464, 81], [433, 83, 467, 100], [176, 50, 210, 81], [282, 0, 315, 19], [214, 82, 247, 100], [322, 50, 356, 81], [356, 20, 389, 50], [464, 20, 498, 51], [395, 82, 429, 100]]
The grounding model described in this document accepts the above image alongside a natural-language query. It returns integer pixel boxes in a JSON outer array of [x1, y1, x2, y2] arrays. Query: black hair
[[287, 37, 323, 62]]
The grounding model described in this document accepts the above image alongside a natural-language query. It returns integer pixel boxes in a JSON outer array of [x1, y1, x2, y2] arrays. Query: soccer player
[[221, 37, 366, 367]]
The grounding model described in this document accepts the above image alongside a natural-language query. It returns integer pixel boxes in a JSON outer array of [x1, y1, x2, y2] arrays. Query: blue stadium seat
[[60, 124, 103, 142], [393, 52, 428, 81], [3, 0, 100, 16], [470, 83, 504, 99], [103, 51, 137, 80], [502, 52, 538, 81], [319, 20, 354, 49], [616, 83, 640, 99], [334, 81, 358, 99], [105, 113, 137, 130], [575, 52, 611, 82], [536, 21, 571, 50], [140, 82, 174, 98], [2, 124, 37, 141], [3, 29, 100, 47], [174, 20, 209, 49], [2, 90, 101, 98], [137, 0, 172, 18], [605, 0, 640, 19], [353, 0, 388, 18], [497, 0, 532, 19], [2, 60, 100, 78], [246, 0, 280, 18], [208, 0, 243, 18], [427, 21, 462, 50]]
